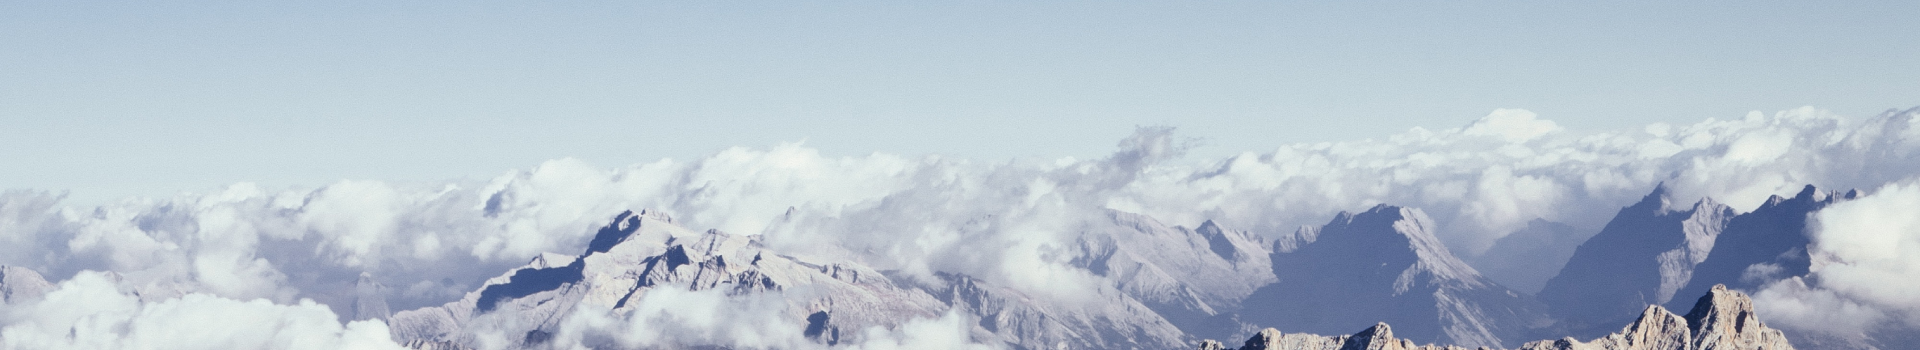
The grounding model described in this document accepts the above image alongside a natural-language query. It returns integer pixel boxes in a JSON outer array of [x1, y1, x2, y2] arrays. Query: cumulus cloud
[[2, 106, 1919, 347], [0, 271, 405, 350], [1755, 176, 1920, 337]]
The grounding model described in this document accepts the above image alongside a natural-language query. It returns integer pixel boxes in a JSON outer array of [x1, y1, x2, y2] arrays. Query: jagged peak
[[1209, 286, 1795, 350], [1636, 182, 1677, 211]]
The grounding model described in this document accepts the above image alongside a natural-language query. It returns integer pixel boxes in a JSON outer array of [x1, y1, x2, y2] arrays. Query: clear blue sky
[[4, 1, 1917, 204]]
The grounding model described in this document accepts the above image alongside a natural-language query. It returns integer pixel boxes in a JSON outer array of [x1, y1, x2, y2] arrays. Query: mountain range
[[0, 184, 1877, 349]]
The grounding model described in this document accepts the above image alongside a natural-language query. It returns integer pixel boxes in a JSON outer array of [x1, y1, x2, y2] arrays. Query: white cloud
[[1755, 175, 1920, 336], [1463, 109, 1563, 143], [1, 106, 1918, 346], [0, 271, 406, 350]]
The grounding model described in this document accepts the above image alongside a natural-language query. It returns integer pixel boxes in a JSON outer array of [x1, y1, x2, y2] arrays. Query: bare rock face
[[1679, 285, 1793, 350], [1205, 322, 1493, 350], [1205, 286, 1789, 350], [1204, 284, 1792, 350], [1517, 284, 1792, 350]]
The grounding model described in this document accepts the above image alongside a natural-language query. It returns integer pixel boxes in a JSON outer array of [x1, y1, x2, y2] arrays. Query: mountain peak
[[1681, 284, 1792, 350], [1206, 286, 1795, 350], [1539, 185, 1736, 335]]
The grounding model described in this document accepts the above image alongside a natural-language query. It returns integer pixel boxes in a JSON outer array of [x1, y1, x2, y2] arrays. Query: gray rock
[[1540, 185, 1734, 338], [1205, 284, 1793, 350]]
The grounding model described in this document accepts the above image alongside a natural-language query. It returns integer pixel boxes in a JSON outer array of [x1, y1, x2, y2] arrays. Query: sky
[[3, 1, 1917, 205]]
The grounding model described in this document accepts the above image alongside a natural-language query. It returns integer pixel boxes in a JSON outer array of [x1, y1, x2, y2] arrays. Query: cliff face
[[1205, 285, 1793, 350]]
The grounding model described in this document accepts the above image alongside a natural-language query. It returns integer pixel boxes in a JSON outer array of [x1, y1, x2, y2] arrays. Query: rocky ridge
[[1203, 284, 1791, 350]]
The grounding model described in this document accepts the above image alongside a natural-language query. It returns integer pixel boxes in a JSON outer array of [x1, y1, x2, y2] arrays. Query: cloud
[[1462, 109, 1563, 143], [1, 106, 1919, 346], [1754, 175, 1920, 336], [0, 271, 405, 350]]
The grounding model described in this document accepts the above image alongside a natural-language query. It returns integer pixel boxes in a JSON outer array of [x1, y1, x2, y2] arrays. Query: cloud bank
[[0, 271, 404, 350], [1755, 176, 1920, 340], [1, 106, 1918, 348]]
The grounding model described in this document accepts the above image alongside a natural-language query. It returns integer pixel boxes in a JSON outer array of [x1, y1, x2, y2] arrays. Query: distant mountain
[[1664, 185, 1851, 312], [1072, 210, 1276, 342], [1539, 185, 1735, 338], [388, 210, 952, 348], [1199, 284, 1794, 350], [0, 265, 52, 303], [388, 209, 1208, 350], [1470, 219, 1588, 295], [1238, 205, 1549, 348]]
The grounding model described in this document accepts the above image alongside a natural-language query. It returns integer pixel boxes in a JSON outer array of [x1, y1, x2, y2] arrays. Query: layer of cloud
[[0, 271, 404, 350], [1, 106, 1918, 347], [1755, 176, 1920, 338]]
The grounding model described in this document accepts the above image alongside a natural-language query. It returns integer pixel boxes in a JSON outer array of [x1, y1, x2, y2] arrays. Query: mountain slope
[[1072, 210, 1276, 342], [1239, 205, 1548, 348], [1540, 185, 1734, 337], [1665, 185, 1851, 311]]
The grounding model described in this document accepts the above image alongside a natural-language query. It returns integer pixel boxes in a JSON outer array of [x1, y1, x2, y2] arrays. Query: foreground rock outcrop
[[1204, 284, 1792, 350], [1539, 185, 1735, 338]]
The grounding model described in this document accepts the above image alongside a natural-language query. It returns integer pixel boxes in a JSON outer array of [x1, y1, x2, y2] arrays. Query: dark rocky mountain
[[1239, 205, 1549, 348], [1664, 185, 1852, 312], [1539, 185, 1735, 338]]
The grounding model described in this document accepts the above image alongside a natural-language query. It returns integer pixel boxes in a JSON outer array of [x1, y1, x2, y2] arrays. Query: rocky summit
[[1202, 284, 1792, 350]]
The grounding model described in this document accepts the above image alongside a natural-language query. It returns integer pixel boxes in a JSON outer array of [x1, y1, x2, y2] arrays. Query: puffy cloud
[[1, 106, 1919, 346], [1462, 109, 1563, 143], [0, 271, 405, 350], [1755, 176, 1920, 337]]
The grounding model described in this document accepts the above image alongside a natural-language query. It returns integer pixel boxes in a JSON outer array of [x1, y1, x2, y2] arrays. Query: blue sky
[[3, 1, 1917, 204]]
